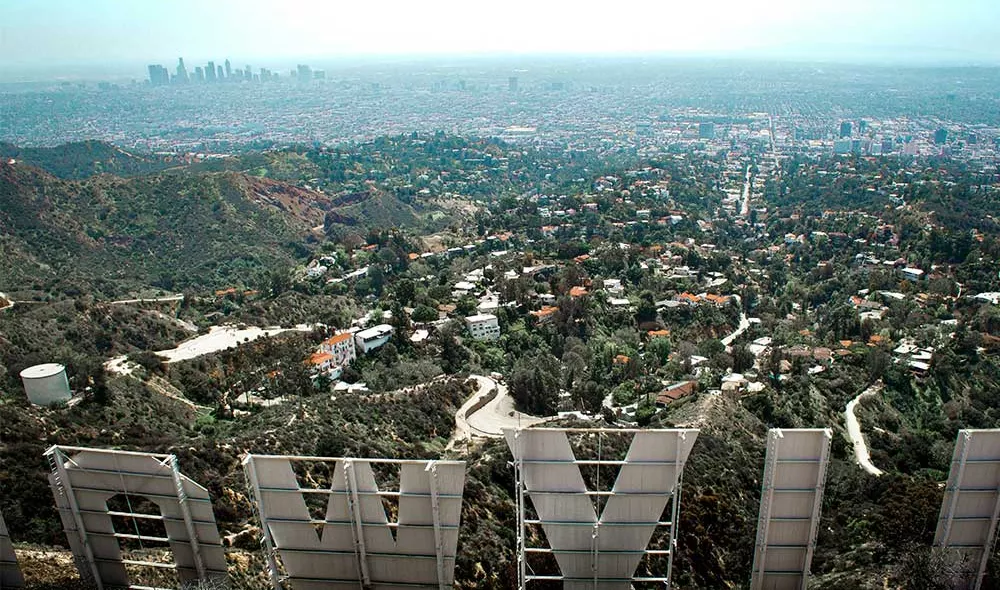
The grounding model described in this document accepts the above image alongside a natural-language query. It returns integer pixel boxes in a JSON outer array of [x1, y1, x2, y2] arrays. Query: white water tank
[[20, 363, 71, 406]]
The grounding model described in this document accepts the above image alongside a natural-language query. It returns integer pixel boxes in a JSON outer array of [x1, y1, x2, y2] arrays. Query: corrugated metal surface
[[750, 429, 832, 590], [45, 446, 227, 588], [934, 429, 1000, 590], [245, 455, 466, 589], [505, 428, 698, 587], [0, 509, 24, 588]]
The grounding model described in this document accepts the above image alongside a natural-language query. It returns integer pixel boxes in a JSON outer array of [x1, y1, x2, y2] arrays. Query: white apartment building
[[320, 332, 357, 366], [465, 314, 500, 341], [355, 324, 393, 354]]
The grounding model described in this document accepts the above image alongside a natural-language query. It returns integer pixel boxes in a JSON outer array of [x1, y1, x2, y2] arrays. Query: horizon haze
[[2, 0, 1000, 81]]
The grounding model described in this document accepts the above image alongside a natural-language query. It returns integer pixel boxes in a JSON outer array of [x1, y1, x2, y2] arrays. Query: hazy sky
[[2, 0, 999, 69]]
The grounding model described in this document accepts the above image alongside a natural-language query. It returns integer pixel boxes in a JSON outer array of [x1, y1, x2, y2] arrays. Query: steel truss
[[45, 445, 227, 590], [935, 430, 1000, 590], [508, 427, 698, 589], [242, 454, 465, 590]]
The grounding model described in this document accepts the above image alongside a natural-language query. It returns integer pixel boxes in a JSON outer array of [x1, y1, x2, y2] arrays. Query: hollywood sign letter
[[45, 446, 228, 589], [505, 428, 699, 589], [1, 509, 24, 588], [750, 428, 832, 590], [935, 429, 1000, 590], [243, 454, 466, 589]]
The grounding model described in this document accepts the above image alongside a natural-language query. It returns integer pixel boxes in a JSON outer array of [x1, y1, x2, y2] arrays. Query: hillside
[[0, 140, 173, 179], [0, 162, 320, 295]]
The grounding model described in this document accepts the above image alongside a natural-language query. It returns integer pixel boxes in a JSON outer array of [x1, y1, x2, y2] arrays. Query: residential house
[[320, 332, 357, 367], [465, 314, 501, 341], [655, 381, 697, 407], [355, 324, 393, 354]]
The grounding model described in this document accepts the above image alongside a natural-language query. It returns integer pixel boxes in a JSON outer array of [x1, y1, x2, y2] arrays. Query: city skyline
[[2, 0, 1000, 78]]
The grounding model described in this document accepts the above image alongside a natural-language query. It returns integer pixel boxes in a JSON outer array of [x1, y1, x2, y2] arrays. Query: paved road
[[846, 382, 885, 476], [448, 375, 544, 450], [740, 165, 752, 217], [721, 295, 750, 347], [108, 294, 184, 304]]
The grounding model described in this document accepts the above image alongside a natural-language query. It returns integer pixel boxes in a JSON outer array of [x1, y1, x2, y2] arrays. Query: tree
[[395, 279, 416, 305], [439, 322, 471, 374], [268, 269, 291, 296], [509, 355, 559, 415], [635, 297, 658, 325], [575, 380, 604, 413], [411, 305, 438, 323], [867, 347, 889, 382], [732, 345, 755, 374], [456, 297, 477, 317], [646, 338, 672, 368]]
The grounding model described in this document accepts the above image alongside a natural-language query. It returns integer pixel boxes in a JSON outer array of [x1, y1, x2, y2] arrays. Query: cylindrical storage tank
[[20, 363, 71, 406]]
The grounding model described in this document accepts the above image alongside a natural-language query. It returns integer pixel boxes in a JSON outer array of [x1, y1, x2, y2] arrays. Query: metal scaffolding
[[44, 445, 228, 590], [0, 508, 25, 588], [242, 454, 466, 590], [505, 427, 699, 589], [935, 429, 1000, 590], [749, 428, 832, 590]]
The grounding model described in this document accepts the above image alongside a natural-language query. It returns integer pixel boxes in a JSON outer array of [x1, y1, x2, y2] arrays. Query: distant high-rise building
[[206, 61, 216, 82], [839, 121, 852, 138], [934, 128, 948, 144], [194, 66, 204, 82], [216, 65, 224, 80], [508, 76, 518, 92], [858, 120, 868, 134], [296, 64, 312, 83], [314, 70, 325, 80], [245, 65, 252, 80], [224, 59, 231, 79], [833, 139, 852, 154], [699, 122, 716, 140], [175, 58, 189, 83], [881, 138, 894, 154], [147, 64, 169, 86]]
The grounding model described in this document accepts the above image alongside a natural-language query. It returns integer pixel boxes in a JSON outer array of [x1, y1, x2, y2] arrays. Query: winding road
[[845, 381, 884, 476], [108, 294, 185, 305], [740, 164, 752, 217], [721, 295, 750, 347], [448, 375, 544, 450]]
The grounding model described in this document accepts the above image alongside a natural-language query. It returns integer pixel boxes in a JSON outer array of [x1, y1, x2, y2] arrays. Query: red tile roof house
[[655, 381, 697, 407]]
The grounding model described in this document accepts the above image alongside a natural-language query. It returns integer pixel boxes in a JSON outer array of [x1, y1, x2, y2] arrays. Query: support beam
[[48, 447, 104, 590], [169, 455, 206, 581], [427, 462, 447, 590], [241, 455, 283, 590], [750, 429, 832, 590], [343, 459, 372, 587]]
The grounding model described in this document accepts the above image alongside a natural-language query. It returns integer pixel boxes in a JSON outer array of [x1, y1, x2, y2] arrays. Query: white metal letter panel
[[934, 429, 1000, 590], [248, 455, 465, 589], [505, 428, 698, 586], [0, 510, 24, 588], [46, 446, 228, 587], [750, 429, 832, 590]]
